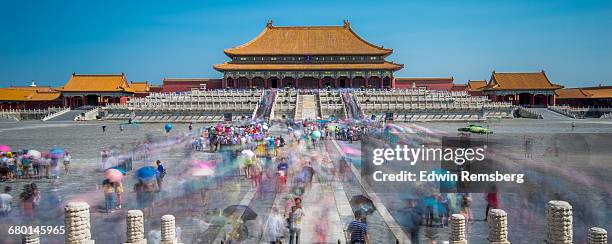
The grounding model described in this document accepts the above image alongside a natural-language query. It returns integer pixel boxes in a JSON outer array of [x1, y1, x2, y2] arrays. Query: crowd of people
[[0, 150, 71, 181]]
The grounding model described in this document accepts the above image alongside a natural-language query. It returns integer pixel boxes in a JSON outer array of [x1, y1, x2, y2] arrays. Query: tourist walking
[[0, 186, 13, 217], [484, 186, 499, 221], [288, 198, 305, 244], [156, 160, 166, 191], [63, 152, 71, 175], [115, 182, 123, 209], [102, 124, 107, 133], [102, 179, 116, 213], [347, 211, 369, 244]]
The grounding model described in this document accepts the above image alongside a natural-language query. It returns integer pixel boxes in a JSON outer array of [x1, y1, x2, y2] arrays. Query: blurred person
[[115, 181, 124, 209], [263, 207, 285, 243], [484, 186, 499, 221], [63, 152, 71, 175], [156, 160, 166, 191], [102, 179, 116, 213], [347, 211, 369, 244], [0, 186, 13, 216], [289, 198, 305, 244]]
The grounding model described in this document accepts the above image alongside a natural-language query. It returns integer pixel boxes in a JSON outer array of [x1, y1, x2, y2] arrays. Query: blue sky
[[1, 0, 611, 88]]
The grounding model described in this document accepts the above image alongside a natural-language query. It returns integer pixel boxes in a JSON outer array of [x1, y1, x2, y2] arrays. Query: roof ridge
[[72, 73, 125, 77]]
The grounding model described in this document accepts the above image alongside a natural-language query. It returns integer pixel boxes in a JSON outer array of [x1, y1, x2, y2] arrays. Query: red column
[[248, 78, 253, 88], [334, 78, 339, 88], [318, 78, 322, 89], [264, 78, 269, 89], [349, 78, 353, 88], [530, 94, 535, 106], [222, 78, 227, 89]]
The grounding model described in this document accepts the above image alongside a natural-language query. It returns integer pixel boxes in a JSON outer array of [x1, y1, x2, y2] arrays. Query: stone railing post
[[21, 232, 40, 244], [487, 209, 510, 244], [587, 227, 607, 244], [545, 200, 572, 244], [64, 201, 94, 244], [450, 214, 468, 244], [125, 210, 146, 244], [160, 215, 177, 244]]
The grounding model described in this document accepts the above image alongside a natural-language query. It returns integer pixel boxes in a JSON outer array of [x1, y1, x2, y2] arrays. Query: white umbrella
[[241, 149, 255, 158], [27, 150, 41, 159]]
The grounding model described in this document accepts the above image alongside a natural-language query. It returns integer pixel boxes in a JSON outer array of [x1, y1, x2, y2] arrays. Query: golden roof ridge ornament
[[343, 19, 350, 28], [266, 20, 273, 28]]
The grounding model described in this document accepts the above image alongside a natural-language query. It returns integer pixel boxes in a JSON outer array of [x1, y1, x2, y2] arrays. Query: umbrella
[[192, 161, 215, 177], [49, 147, 65, 158], [0, 145, 12, 153], [111, 166, 127, 174], [105, 168, 124, 183], [223, 205, 258, 221], [311, 130, 321, 138], [164, 123, 173, 133], [27, 150, 42, 159], [350, 195, 376, 215], [136, 166, 157, 181], [292, 186, 305, 196], [241, 149, 255, 158]]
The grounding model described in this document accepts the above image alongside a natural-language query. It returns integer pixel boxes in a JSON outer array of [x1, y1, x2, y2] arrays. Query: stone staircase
[[294, 94, 318, 120]]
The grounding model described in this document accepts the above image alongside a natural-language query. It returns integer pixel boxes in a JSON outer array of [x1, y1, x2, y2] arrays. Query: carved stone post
[[450, 214, 468, 244], [64, 201, 94, 244], [125, 210, 146, 244], [160, 215, 177, 244], [487, 209, 510, 244], [21, 232, 40, 244], [587, 227, 607, 244], [545, 200, 572, 244]]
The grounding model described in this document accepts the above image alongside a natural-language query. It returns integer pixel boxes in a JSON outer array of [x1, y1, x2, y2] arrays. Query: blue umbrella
[[49, 147, 65, 158], [136, 166, 157, 181], [164, 123, 173, 133]]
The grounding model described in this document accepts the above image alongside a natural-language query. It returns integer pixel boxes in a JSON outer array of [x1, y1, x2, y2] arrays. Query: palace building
[[56, 73, 135, 107], [213, 20, 403, 89], [482, 71, 563, 107]]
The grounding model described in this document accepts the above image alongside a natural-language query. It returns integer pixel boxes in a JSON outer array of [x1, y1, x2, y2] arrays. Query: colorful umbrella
[[192, 161, 215, 177], [164, 123, 173, 133], [27, 150, 42, 159], [241, 149, 255, 158], [105, 168, 124, 183], [136, 166, 157, 181], [0, 145, 12, 153], [49, 147, 65, 158], [111, 166, 127, 174], [311, 130, 321, 138]]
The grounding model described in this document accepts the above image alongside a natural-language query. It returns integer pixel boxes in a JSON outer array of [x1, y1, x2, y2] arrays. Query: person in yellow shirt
[[114, 182, 124, 209], [102, 179, 115, 213]]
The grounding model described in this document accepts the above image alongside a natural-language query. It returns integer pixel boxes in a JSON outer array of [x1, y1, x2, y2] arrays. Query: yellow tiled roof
[[484, 71, 563, 91], [556, 86, 612, 99], [213, 61, 403, 71], [556, 88, 589, 99], [224, 21, 392, 56], [129, 82, 150, 93], [56, 73, 134, 93], [0, 88, 61, 101], [467, 80, 487, 91]]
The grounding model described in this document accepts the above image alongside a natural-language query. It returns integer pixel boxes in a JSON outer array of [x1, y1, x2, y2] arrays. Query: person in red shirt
[[484, 185, 499, 221]]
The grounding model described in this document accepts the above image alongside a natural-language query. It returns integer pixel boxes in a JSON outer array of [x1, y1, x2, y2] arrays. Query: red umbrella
[[105, 168, 124, 183]]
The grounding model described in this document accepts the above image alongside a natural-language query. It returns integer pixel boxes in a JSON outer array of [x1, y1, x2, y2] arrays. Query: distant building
[[213, 20, 403, 89], [56, 73, 134, 107], [0, 86, 62, 109], [394, 77, 455, 91], [466, 80, 487, 95], [161, 78, 222, 92], [130, 81, 151, 97], [556, 86, 612, 106], [482, 71, 563, 107]]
